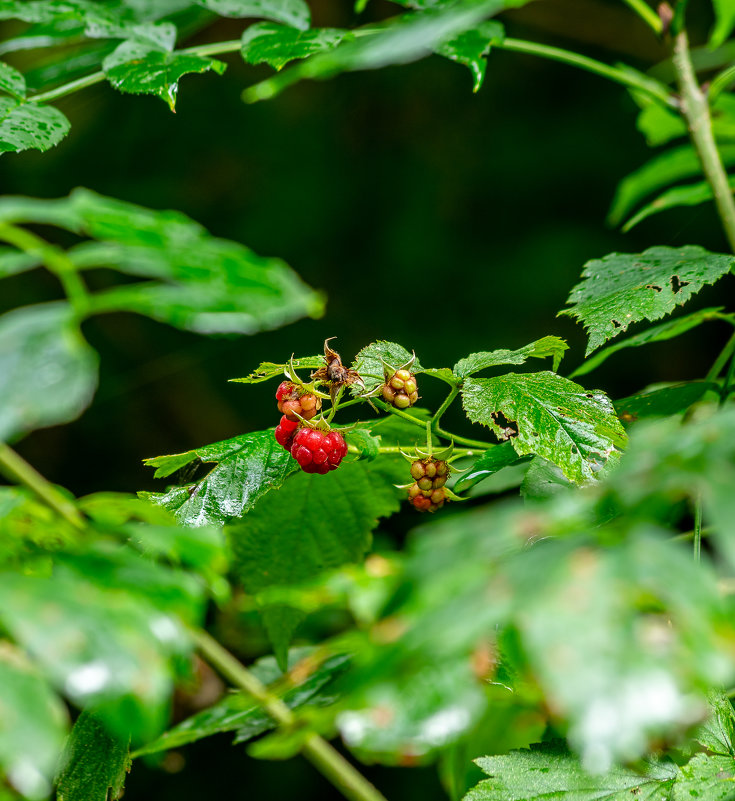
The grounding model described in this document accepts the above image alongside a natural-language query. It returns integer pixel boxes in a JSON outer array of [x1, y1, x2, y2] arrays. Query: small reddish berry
[[407, 458, 451, 513], [275, 415, 299, 451], [381, 368, 418, 409], [290, 428, 348, 475], [276, 381, 322, 421]]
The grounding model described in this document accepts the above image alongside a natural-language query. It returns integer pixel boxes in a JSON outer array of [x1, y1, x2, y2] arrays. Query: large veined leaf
[[55, 712, 129, 801], [241, 23, 350, 71], [464, 742, 679, 801], [196, 0, 311, 29], [0, 303, 99, 443], [608, 145, 735, 227], [143, 429, 297, 527], [0, 98, 70, 155], [229, 458, 405, 667], [243, 0, 530, 102], [570, 307, 733, 378], [453, 336, 568, 378], [615, 382, 717, 421], [461, 372, 626, 483], [103, 40, 226, 110], [560, 246, 735, 355], [622, 177, 735, 232], [135, 650, 349, 755], [0, 642, 69, 800]]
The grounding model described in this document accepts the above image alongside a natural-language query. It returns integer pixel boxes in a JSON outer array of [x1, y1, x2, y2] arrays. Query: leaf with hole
[[461, 372, 626, 483], [560, 246, 735, 355]]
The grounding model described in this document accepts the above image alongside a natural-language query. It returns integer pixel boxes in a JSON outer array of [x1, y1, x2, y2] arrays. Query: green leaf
[[229, 458, 405, 666], [674, 754, 735, 801], [0, 98, 70, 155], [0, 62, 25, 99], [0, 303, 99, 443], [465, 741, 679, 801], [59, 188, 325, 334], [346, 428, 380, 461], [143, 429, 297, 526], [453, 441, 520, 493], [570, 308, 732, 378], [103, 41, 226, 110], [615, 382, 717, 421], [0, 642, 69, 800], [434, 20, 503, 92], [622, 176, 735, 232], [0, 247, 40, 278], [196, 0, 311, 29], [608, 145, 735, 228], [696, 693, 735, 758], [0, 549, 199, 741], [241, 23, 350, 71], [230, 355, 324, 384], [135, 650, 349, 755], [520, 456, 573, 499], [636, 94, 735, 148], [454, 336, 568, 379], [461, 372, 626, 483], [56, 712, 129, 801], [711, 0, 735, 48], [351, 340, 422, 394], [560, 246, 735, 356], [243, 0, 529, 103]]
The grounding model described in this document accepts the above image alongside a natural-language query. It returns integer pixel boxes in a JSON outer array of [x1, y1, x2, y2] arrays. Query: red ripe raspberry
[[291, 428, 348, 475], [276, 381, 321, 421], [381, 368, 418, 409], [275, 415, 299, 451]]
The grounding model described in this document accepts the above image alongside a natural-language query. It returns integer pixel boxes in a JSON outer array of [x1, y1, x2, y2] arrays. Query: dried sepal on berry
[[310, 339, 364, 402]]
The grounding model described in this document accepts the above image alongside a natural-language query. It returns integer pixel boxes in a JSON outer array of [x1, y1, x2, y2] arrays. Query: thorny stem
[[673, 30, 735, 253], [190, 629, 390, 801], [0, 223, 90, 319], [0, 443, 84, 530], [495, 39, 675, 107]]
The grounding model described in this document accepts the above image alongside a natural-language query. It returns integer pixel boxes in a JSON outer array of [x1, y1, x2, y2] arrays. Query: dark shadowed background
[[0, 1, 731, 797]]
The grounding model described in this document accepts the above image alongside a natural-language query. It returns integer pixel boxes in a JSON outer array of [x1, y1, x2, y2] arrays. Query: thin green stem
[[431, 387, 459, 430], [709, 62, 735, 101], [673, 30, 735, 252], [495, 38, 675, 107], [693, 493, 703, 563], [29, 71, 105, 104], [179, 39, 242, 58], [372, 400, 430, 431], [0, 443, 85, 530], [620, 0, 663, 33], [0, 223, 90, 318], [190, 629, 389, 801], [706, 332, 735, 382], [432, 426, 495, 450], [721, 351, 735, 402]]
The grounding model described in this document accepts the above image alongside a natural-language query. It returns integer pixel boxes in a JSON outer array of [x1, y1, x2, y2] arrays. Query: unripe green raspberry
[[424, 461, 437, 478], [417, 477, 433, 491], [390, 376, 405, 391], [404, 378, 417, 395], [410, 461, 426, 481], [432, 475, 447, 489], [393, 393, 411, 409], [382, 385, 396, 403], [435, 461, 448, 476]]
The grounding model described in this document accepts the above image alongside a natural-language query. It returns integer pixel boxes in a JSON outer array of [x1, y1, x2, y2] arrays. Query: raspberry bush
[[3, 3, 735, 801]]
